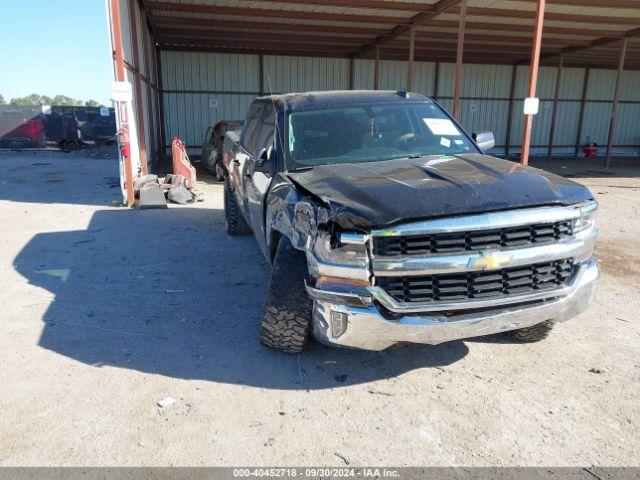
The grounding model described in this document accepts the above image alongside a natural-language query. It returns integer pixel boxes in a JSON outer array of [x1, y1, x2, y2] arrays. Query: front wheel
[[215, 160, 225, 181], [224, 176, 251, 235], [503, 320, 554, 342], [259, 237, 313, 353]]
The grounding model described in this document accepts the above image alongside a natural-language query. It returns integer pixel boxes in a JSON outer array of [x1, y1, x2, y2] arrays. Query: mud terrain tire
[[215, 160, 225, 182], [504, 320, 554, 342], [224, 176, 251, 235], [259, 237, 313, 353]]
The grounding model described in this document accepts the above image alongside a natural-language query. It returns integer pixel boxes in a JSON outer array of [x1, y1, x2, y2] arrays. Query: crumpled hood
[[286, 154, 593, 230]]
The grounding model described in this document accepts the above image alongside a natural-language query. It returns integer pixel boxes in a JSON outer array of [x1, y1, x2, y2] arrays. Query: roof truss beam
[[352, 0, 461, 58], [146, 2, 408, 25], [458, 6, 640, 26]]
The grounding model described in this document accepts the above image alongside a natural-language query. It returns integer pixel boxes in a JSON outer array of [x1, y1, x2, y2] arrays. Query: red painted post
[[453, 0, 467, 118], [109, 0, 135, 207], [520, 0, 546, 166]]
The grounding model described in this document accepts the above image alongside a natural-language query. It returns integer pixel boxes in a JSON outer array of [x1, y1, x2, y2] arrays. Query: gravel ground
[[0, 150, 638, 467]]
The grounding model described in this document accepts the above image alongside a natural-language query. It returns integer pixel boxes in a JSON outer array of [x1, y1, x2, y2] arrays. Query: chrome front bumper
[[309, 260, 599, 351]]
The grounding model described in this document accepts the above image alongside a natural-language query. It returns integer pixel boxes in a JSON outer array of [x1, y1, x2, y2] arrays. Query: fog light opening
[[330, 310, 348, 338]]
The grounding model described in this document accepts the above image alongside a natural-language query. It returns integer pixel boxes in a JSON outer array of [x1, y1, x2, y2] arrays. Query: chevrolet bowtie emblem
[[467, 252, 512, 270]]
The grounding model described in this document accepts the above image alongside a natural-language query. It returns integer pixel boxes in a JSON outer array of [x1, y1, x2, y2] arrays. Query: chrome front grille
[[375, 258, 576, 304], [367, 206, 597, 312], [373, 220, 573, 257]]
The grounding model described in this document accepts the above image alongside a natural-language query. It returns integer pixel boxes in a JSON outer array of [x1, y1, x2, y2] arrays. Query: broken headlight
[[307, 231, 370, 284]]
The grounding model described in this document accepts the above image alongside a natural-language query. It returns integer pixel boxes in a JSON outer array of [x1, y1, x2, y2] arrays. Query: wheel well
[[270, 230, 283, 263]]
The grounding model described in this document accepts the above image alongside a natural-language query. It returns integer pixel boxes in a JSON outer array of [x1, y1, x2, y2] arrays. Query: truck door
[[243, 102, 277, 254], [232, 101, 265, 210]]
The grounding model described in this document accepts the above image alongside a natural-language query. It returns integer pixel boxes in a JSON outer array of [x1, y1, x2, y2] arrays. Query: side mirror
[[472, 131, 495, 153], [255, 146, 274, 173]]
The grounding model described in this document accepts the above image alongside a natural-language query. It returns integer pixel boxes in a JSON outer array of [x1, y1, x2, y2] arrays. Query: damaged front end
[[267, 186, 375, 336], [268, 179, 599, 351]]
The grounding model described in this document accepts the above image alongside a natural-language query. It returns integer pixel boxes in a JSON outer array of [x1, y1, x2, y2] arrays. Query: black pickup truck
[[222, 91, 599, 353]]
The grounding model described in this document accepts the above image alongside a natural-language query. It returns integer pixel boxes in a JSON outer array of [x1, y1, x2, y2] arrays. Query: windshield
[[285, 101, 477, 170]]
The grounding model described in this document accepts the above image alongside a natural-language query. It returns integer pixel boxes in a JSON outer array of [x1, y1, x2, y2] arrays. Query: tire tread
[[259, 238, 313, 353], [224, 176, 251, 235], [504, 320, 554, 342]]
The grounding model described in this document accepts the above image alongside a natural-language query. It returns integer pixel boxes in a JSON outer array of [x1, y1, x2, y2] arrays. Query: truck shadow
[[0, 148, 121, 206], [15, 206, 468, 390]]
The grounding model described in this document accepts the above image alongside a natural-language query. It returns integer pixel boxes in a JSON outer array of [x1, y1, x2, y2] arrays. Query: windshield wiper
[[392, 153, 426, 161], [288, 166, 314, 172]]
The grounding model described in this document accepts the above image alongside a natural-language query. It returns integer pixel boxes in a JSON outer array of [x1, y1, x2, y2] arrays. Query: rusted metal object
[[109, 0, 135, 207], [520, 0, 546, 166]]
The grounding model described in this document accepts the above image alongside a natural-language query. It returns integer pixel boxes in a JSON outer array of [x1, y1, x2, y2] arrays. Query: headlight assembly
[[573, 201, 597, 233], [311, 232, 369, 269], [307, 231, 371, 284]]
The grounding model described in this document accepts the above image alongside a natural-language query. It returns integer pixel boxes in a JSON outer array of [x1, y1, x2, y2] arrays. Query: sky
[[0, 0, 113, 105]]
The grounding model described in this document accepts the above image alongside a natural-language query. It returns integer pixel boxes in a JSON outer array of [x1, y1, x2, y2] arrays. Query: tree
[[10, 94, 52, 106], [52, 95, 84, 106], [0, 94, 5, 105], [8, 93, 97, 107]]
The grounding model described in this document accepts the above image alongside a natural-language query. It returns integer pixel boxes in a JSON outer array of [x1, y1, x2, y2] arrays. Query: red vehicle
[[0, 109, 46, 148]]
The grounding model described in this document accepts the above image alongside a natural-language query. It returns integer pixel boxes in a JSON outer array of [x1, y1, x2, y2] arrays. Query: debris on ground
[[589, 368, 605, 374], [134, 174, 204, 209], [156, 396, 177, 408], [167, 185, 193, 205], [367, 389, 394, 397], [136, 173, 204, 208], [134, 174, 158, 190], [129, 137, 205, 208], [334, 452, 350, 465], [139, 183, 168, 209]]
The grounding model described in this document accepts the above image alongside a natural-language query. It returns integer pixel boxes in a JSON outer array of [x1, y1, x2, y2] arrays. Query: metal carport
[[105, 0, 640, 206]]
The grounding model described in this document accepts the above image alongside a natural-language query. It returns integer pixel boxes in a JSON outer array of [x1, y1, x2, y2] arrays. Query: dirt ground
[[0, 150, 638, 467]]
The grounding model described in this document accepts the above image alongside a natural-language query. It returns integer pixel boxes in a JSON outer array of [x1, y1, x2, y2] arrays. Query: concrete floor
[[0, 150, 639, 466]]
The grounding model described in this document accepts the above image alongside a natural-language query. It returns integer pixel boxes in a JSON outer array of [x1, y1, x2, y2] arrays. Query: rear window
[[241, 102, 264, 153]]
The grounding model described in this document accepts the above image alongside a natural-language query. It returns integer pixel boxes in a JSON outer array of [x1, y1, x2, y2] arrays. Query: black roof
[[259, 90, 431, 112]]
